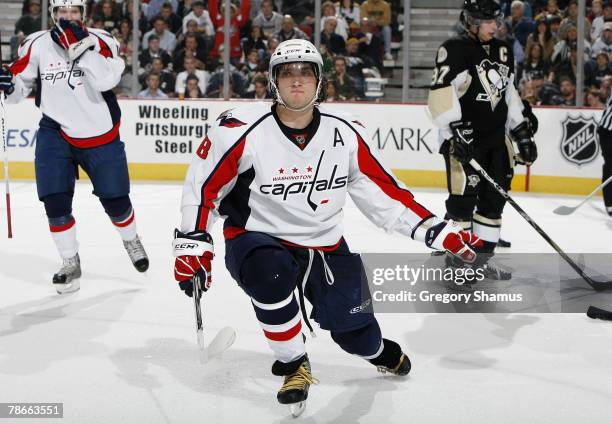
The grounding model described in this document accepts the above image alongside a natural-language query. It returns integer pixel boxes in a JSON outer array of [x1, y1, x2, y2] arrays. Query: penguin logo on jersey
[[560, 115, 599, 165], [475, 59, 510, 110]]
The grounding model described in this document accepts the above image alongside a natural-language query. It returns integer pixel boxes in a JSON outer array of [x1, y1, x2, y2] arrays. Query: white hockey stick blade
[[200, 326, 236, 363], [553, 205, 578, 215], [197, 328, 208, 364]]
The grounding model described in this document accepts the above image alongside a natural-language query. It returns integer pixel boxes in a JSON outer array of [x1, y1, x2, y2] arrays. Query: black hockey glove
[[510, 121, 538, 165], [521, 99, 538, 134], [0, 67, 14, 96], [448, 121, 475, 164]]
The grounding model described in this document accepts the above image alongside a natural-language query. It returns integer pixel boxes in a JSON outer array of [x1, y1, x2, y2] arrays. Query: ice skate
[[480, 259, 512, 280], [274, 355, 318, 418], [369, 339, 412, 376], [123, 235, 149, 272], [53, 254, 81, 294]]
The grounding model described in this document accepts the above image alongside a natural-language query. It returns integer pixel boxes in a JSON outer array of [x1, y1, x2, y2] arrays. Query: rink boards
[[1, 99, 604, 195]]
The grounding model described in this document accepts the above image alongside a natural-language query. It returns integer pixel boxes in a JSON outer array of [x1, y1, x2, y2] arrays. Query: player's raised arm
[[3, 31, 45, 103], [74, 30, 125, 92]]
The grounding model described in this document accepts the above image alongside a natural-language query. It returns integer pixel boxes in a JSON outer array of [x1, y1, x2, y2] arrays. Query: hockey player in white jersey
[[0, 0, 148, 294], [172, 39, 483, 415]]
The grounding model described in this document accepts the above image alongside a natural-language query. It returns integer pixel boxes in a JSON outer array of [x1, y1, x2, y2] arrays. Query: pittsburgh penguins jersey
[[6, 28, 124, 147], [427, 34, 524, 143], [180, 103, 436, 247]]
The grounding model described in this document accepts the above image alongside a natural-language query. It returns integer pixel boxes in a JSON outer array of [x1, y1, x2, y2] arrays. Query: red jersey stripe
[[263, 320, 302, 342], [50, 218, 76, 233], [60, 120, 120, 148], [9, 45, 33, 76], [113, 211, 135, 228]]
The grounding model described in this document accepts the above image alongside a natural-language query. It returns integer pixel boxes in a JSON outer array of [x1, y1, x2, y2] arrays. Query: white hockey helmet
[[268, 39, 324, 111], [49, 0, 87, 22]]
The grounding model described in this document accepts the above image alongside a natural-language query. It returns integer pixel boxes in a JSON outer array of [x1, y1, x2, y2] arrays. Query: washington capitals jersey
[[6, 28, 124, 147], [427, 35, 524, 142], [180, 103, 435, 247]]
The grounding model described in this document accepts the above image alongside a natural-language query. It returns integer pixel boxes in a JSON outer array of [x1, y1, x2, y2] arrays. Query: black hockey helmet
[[460, 0, 504, 31]]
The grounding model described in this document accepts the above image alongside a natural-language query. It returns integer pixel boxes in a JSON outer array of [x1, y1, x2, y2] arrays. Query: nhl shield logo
[[560, 115, 599, 165]]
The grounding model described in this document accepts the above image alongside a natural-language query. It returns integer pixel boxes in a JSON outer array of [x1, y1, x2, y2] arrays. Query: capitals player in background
[[0, 0, 148, 294], [172, 39, 483, 412], [427, 0, 538, 278]]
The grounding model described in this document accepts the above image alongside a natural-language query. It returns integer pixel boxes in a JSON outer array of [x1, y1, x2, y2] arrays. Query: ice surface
[[1, 182, 611, 424]]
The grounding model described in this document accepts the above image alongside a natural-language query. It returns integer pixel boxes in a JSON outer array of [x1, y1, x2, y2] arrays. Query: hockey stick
[[191, 270, 236, 364], [0, 36, 13, 238], [553, 175, 612, 216], [468, 158, 612, 291], [586, 305, 612, 321]]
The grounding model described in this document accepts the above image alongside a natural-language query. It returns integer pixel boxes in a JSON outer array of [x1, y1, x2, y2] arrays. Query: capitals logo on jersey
[[475, 59, 510, 110], [217, 109, 247, 128]]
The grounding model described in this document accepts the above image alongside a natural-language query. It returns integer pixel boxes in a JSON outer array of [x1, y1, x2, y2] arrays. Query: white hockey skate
[[52, 254, 81, 294], [123, 235, 149, 272]]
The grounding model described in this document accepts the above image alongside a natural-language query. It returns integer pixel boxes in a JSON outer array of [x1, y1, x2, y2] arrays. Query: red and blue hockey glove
[[173, 229, 214, 297], [424, 219, 483, 263], [0, 67, 14, 95], [51, 19, 96, 61]]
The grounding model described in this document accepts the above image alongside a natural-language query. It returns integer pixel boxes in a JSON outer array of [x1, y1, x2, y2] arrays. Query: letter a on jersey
[[333, 128, 344, 147]]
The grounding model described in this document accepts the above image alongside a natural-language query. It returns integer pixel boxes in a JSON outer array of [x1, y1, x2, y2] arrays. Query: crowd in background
[[11, 0, 399, 100], [9, 0, 612, 106]]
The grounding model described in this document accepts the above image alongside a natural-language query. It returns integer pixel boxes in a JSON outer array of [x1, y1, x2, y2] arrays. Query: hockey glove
[[448, 120, 475, 164], [0, 67, 14, 96], [173, 229, 214, 297], [510, 121, 538, 165], [522, 99, 538, 134], [425, 219, 482, 263], [51, 19, 96, 61]]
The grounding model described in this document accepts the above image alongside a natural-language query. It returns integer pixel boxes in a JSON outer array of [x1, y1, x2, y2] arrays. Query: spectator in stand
[[602, 74, 612, 97], [261, 36, 280, 69], [241, 49, 265, 82], [115, 19, 134, 71], [209, 0, 251, 65], [159, 2, 183, 35], [146, 57, 176, 95], [173, 33, 207, 72], [592, 1, 612, 41], [521, 79, 540, 105], [182, 1, 215, 40], [245, 75, 272, 99], [534, 0, 563, 21], [326, 79, 338, 101], [586, 51, 612, 87], [138, 73, 169, 99], [360, 0, 392, 61], [123, 0, 149, 38], [143, 17, 178, 53], [587, 88, 606, 107], [589, 0, 604, 26], [555, 41, 581, 83], [275, 15, 308, 42], [521, 43, 550, 82], [207, 51, 248, 97], [184, 75, 206, 99], [242, 25, 268, 57], [176, 57, 210, 99], [95, 0, 121, 33], [355, 17, 384, 71], [15, 0, 42, 37], [552, 25, 589, 69], [525, 17, 557, 63], [253, 0, 283, 37], [592, 22, 612, 58], [337, 0, 361, 26], [506, 1, 535, 48], [559, 0, 592, 42], [549, 15, 562, 39], [329, 56, 358, 100], [558, 76, 577, 105], [322, 1, 349, 40], [145, 0, 178, 21], [140, 35, 173, 71], [321, 17, 346, 55], [282, 0, 316, 25]]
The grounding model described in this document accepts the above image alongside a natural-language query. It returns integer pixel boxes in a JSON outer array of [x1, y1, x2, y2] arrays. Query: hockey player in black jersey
[[427, 0, 538, 279]]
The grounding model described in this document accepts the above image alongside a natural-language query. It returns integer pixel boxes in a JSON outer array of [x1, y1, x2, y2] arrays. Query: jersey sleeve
[[346, 119, 436, 239], [427, 39, 469, 140], [180, 114, 249, 234], [6, 32, 43, 104], [77, 30, 125, 92]]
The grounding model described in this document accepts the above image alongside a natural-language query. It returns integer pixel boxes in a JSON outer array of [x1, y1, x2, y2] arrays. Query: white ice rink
[[1, 181, 612, 424]]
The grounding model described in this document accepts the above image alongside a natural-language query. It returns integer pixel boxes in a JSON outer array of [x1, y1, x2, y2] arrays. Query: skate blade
[[290, 401, 306, 418], [55, 278, 81, 295]]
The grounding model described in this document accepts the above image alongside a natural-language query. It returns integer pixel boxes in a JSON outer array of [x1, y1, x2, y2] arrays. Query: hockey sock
[[242, 248, 306, 363], [472, 212, 501, 253], [100, 196, 137, 241], [43, 193, 78, 259], [331, 320, 383, 359]]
